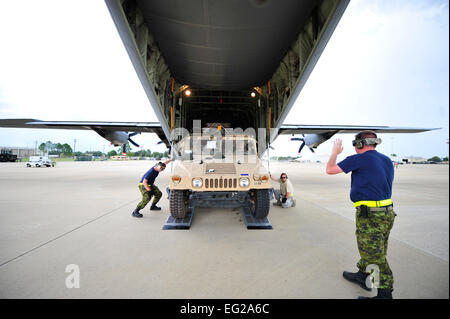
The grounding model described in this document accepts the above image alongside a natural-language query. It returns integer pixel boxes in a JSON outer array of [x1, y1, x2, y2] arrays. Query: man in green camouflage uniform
[[137, 183, 163, 210], [355, 205, 396, 291], [132, 160, 171, 218], [326, 131, 396, 299]]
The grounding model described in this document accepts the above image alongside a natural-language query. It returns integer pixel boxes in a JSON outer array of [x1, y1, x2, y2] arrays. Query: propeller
[[122, 132, 141, 154], [298, 140, 306, 154], [290, 135, 315, 154], [128, 132, 140, 147]]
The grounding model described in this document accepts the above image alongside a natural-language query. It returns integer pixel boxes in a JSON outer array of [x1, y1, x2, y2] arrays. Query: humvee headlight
[[239, 178, 250, 187], [172, 175, 181, 184], [261, 175, 269, 182], [253, 174, 260, 181], [192, 178, 203, 188]]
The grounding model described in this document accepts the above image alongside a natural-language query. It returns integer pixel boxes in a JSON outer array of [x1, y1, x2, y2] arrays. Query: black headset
[[157, 162, 166, 169]]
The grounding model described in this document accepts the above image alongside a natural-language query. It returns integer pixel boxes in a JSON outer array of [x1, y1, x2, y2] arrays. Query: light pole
[[446, 139, 449, 161], [390, 136, 394, 156]]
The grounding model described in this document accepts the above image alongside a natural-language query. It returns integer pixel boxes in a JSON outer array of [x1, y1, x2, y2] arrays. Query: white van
[[26, 156, 55, 167]]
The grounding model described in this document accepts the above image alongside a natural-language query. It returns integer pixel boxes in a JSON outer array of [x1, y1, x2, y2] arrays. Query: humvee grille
[[205, 178, 237, 189]]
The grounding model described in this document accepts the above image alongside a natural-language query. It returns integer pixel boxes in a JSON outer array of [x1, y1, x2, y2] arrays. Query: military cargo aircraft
[[0, 0, 436, 154], [2, 0, 439, 221]]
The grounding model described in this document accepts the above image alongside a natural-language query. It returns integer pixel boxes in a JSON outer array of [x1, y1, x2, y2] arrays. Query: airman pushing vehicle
[[168, 130, 272, 220]]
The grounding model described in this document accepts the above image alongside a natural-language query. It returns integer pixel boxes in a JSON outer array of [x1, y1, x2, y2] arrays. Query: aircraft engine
[[93, 129, 141, 154], [291, 133, 333, 154]]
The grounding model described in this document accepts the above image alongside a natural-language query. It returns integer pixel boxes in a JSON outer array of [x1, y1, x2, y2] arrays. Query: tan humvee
[[169, 134, 272, 219]]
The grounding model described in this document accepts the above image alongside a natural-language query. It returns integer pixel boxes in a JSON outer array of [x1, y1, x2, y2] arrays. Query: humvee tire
[[252, 189, 270, 219], [170, 190, 187, 219]]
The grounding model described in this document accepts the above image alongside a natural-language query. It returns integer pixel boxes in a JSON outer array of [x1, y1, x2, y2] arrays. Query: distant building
[[401, 156, 428, 164], [110, 155, 128, 161], [0, 146, 36, 159], [388, 155, 428, 164], [110, 156, 152, 161]]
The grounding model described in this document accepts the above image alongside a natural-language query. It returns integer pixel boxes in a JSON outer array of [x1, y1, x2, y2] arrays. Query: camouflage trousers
[[355, 205, 396, 289], [137, 184, 162, 210]]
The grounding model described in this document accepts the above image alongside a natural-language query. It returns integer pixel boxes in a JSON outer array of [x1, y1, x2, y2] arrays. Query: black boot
[[132, 208, 143, 218], [343, 270, 372, 291], [150, 204, 161, 211], [358, 288, 393, 299]]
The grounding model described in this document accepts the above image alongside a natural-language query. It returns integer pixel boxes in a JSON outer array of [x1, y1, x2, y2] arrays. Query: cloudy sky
[[0, 0, 448, 160]]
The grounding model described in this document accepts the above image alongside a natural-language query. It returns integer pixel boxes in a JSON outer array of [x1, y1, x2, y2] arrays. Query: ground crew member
[[270, 173, 296, 208], [132, 159, 172, 218], [326, 131, 396, 299]]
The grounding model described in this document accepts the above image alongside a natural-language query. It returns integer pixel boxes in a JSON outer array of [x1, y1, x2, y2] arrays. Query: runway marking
[[0, 199, 137, 268]]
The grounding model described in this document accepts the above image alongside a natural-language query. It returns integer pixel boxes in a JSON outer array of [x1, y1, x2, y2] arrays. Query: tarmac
[[0, 160, 448, 299]]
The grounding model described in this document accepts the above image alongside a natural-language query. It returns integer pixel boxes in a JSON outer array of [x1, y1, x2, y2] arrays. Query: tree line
[[428, 156, 448, 162], [107, 149, 168, 158], [38, 140, 168, 158], [39, 141, 73, 156]]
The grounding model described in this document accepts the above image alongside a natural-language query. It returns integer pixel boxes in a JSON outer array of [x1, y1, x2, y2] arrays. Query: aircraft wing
[[274, 124, 439, 153], [278, 124, 438, 135], [0, 118, 168, 147]]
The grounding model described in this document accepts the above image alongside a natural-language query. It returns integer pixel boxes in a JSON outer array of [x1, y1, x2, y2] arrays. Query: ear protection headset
[[352, 131, 382, 149], [157, 162, 166, 170]]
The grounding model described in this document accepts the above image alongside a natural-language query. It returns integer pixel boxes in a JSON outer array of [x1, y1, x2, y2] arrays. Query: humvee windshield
[[174, 136, 256, 161]]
